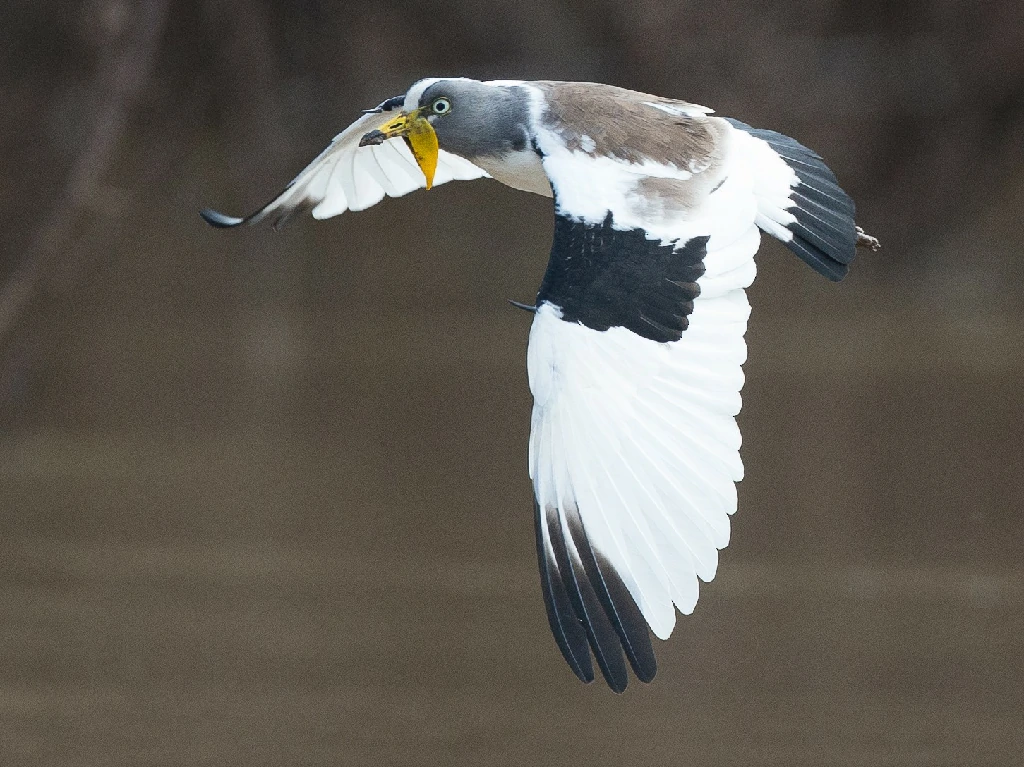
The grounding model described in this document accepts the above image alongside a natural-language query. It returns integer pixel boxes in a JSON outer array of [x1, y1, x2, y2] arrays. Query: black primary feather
[[534, 501, 593, 684], [565, 505, 657, 683], [200, 208, 244, 228], [726, 118, 858, 281], [546, 508, 629, 692]]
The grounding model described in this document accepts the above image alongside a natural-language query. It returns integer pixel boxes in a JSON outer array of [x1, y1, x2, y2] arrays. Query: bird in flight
[[202, 78, 880, 692]]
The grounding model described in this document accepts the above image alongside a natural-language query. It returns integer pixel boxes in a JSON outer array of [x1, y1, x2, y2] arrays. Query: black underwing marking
[[537, 212, 707, 343], [534, 501, 593, 685], [725, 118, 858, 282]]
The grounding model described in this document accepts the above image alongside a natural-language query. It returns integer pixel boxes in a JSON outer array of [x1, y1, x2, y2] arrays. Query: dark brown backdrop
[[2, 1, 1022, 765]]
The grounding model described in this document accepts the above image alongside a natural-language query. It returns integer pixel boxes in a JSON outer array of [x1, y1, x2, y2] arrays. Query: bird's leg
[[856, 226, 881, 251]]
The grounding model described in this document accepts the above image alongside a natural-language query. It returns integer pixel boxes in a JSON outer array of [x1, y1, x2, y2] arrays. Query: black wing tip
[[788, 236, 850, 281], [786, 212, 857, 280], [727, 117, 865, 280], [534, 502, 595, 685], [634, 660, 657, 684], [802, 225, 878, 281], [535, 500, 660, 693], [578, 532, 658, 684], [546, 511, 630, 693], [824, 265, 849, 282], [607, 675, 627, 695], [200, 208, 246, 228]]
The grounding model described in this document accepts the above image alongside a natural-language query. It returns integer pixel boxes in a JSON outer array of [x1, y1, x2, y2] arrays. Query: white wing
[[201, 107, 489, 229], [527, 116, 765, 691]]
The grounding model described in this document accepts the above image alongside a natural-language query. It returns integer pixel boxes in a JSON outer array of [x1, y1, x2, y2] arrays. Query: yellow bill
[[359, 109, 439, 189]]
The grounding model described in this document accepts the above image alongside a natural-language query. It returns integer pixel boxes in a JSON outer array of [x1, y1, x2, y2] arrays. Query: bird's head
[[359, 78, 531, 189]]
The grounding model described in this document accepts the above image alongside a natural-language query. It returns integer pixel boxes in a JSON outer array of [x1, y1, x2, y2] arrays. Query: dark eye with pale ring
[[432, 97, 452, 115]]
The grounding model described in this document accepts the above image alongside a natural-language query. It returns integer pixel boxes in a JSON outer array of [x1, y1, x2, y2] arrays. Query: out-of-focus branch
[[0, 0, 170, 356]]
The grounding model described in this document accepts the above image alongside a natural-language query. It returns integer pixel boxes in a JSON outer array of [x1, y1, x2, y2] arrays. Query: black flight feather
[[533, 501, 593, 684], [200, 208, 245, 228], [546, 508, 629, 693], [725, 118, 858, 282], [565, 504, 657, 683]]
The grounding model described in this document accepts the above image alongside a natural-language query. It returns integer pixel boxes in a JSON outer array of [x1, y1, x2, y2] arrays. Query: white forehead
[[403, 77, 526, 110], [403, 78, 442, 109], [401, 77, 454, 110]]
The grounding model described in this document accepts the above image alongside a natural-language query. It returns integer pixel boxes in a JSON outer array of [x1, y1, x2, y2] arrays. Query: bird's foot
[[856, 226, 881, 251]]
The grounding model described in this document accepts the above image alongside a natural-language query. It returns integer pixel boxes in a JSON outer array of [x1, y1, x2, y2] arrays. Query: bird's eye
[[432, 97, 452, 115]]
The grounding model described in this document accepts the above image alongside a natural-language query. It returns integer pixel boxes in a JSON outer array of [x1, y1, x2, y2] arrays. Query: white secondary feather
[[241, 108, 489, 225], [526, 109, 760, 640]]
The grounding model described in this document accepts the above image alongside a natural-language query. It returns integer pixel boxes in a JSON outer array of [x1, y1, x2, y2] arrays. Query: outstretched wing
[[725, 118, 859, 281], [525, 97, 763, 692], [201, 98, 489, 229]]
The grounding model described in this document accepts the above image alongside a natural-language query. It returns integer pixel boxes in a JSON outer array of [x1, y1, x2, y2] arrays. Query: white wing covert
[[201, 103, 488, 229]]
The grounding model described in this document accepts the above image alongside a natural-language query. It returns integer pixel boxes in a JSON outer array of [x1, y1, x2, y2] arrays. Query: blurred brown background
[[2, 1, 1023, 765]]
